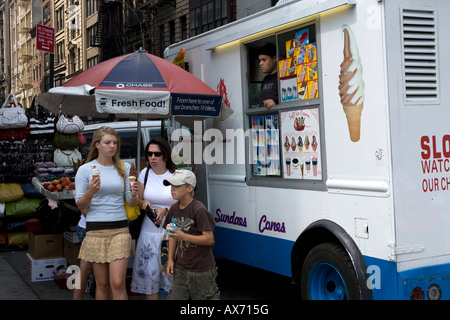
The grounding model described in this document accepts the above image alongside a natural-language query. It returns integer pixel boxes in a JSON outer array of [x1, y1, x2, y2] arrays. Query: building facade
[[0, 0, 276, 105]]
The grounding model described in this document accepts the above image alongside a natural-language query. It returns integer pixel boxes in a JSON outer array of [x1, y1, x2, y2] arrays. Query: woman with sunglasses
[[130, 137, 177, 299]]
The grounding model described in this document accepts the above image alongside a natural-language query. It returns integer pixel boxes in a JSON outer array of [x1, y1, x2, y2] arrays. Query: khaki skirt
[[78, 227, 131, 263]]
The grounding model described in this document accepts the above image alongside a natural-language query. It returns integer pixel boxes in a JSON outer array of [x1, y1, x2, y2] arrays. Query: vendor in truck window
[[258, 43, 279, 110]]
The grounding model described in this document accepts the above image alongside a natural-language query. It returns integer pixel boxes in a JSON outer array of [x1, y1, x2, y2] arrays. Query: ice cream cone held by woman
[[128, 163, 137, 183], [91, 165, 100, 179]]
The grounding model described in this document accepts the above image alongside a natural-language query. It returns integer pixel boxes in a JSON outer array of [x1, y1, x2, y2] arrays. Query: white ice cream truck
[[164, 0, 450, 300]]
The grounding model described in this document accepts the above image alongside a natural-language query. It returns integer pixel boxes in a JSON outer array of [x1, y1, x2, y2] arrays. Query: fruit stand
[[31, 177, 75, 201], [31, 176, 80, 232]]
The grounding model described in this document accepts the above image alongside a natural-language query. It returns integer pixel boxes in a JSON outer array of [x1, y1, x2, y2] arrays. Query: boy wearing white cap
[[162, 170, 220, 300]]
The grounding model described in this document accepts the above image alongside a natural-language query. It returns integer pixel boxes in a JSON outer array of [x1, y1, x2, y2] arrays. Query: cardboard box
[[26, 253, 67, 282], [28, 233, 64, 259], [63, 238, 81, 266]]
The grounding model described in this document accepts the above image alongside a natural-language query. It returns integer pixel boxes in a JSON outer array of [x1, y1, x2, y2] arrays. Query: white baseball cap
[[163, 170, 197, 188]]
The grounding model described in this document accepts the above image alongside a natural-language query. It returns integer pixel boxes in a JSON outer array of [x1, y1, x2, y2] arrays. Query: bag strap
[[60, 150, 76, 156], [120, 161, 126, 191], [144, 166, 150, 188], [2, 93, 18, 108]]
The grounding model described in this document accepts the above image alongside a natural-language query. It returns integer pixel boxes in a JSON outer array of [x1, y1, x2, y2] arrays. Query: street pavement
[[0, 248, 297, 301], [0, 250, 37, 300], [0, 249, 144, 300]]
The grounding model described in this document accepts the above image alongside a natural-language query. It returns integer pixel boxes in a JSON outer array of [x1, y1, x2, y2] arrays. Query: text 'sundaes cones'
[[339, 25, 365, 142]]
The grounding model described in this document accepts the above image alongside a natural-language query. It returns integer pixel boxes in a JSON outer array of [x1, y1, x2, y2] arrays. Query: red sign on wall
[[36, 24, 54, 54]]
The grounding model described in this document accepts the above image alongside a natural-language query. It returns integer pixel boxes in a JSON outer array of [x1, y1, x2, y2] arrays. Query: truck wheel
[[301, 242, 361, 300]]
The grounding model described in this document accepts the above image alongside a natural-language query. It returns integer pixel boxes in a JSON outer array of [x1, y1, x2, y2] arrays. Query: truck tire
[[301, 242, 361, 300]]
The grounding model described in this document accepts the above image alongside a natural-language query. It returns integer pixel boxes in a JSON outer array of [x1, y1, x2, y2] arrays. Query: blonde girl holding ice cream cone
[[75, 126, 138, 300]]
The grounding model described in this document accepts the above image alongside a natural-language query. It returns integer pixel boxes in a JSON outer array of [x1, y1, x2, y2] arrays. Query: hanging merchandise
[[55, 114, 84, 134], [76, 132, 87, 147], [52, 131, 80, 150], [0, 94, 29, 129], [54, 149, 82, 167], [20, 183, 43, 199], [0, 141, 51, 183], [5, 198, 41, 220], [0, 183, 24, 203], [28, 99, 55, 140], [29, 116, 54, 140], [6, 231, 28, 246], [0, 127, 29, 141]]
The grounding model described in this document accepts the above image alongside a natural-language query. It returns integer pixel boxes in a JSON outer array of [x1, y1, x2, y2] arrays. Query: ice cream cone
[[343, 103, 363, 142], [339, 25, 365, 143], [91, 165, 100, 179], [129, 176, 136, 183]]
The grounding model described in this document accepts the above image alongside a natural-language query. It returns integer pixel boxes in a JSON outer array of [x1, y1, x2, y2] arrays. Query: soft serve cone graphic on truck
[[339, 24, 365, 142]]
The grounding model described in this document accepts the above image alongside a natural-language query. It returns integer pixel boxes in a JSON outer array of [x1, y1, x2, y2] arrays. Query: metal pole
[[137, 114, 142, 172]]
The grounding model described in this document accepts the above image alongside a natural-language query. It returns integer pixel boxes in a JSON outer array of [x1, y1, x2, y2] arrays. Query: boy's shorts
[[168, 266, 220, 300]]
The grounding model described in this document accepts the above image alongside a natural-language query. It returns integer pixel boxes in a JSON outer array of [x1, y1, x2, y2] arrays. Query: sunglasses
[[147, 151, 162, 157]]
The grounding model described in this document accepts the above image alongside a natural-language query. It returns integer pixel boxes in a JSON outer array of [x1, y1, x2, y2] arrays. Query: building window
[[43, 3, 51, 25], [44, 53, 50, 71], [169, 20, 175, 44], [189, 0, 234, 36], [69, 48, 76, 74], [86, 0, 98, 17], [180, 15, 187, 40], [87, 25, 98, 48], [87, 56, 98, 68], [78, 48, 81, 71], [56, 7, 64, 32], [71, 19, 76, 39], [56, 41, 65, 66], [53, 74, 65, 88], [244, 23, 324, 190]]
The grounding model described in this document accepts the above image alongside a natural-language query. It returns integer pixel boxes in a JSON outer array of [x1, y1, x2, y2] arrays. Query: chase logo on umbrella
[[116, 83, 159, 88]]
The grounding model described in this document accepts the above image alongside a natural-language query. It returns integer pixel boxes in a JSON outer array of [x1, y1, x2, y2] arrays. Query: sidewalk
[[1, 248, 297, 301], [0, 251, 38, 300], [0, 250, 83, 300], [0, 249, 148, 300]]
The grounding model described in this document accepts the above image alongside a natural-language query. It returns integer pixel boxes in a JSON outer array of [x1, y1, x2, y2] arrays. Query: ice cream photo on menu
[[338, 24, 365, 142]]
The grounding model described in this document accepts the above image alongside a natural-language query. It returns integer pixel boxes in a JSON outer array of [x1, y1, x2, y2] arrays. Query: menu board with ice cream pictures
[[278, 27, 318, 102], [280, 108, 321, 180], [251, 115, 280, 177]]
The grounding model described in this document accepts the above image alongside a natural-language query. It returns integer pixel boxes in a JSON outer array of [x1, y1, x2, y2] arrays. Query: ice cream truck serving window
[[245, 22, 326, 191]]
